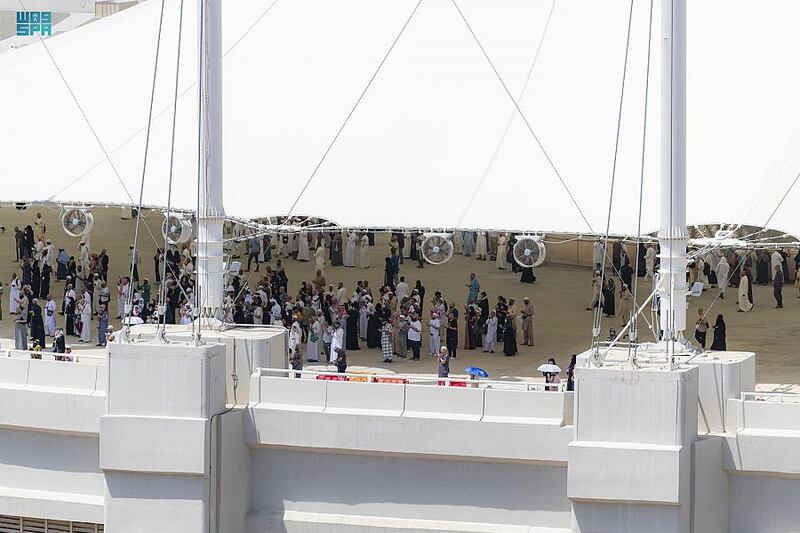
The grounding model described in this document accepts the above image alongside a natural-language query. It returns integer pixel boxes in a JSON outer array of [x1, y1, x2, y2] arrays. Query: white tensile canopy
[[1, 0, 800, 240]]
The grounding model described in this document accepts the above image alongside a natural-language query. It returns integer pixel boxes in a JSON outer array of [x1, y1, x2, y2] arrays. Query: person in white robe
[[315, 245, 325, 272], [716, 257, 730, 298], [496, 234, 508, 269], [79, 298, 92, 342], [44, 295, 57, 336], [453, 231, 463, 254], [344, 232, 357, 267], [335, 283, 347, 305], [289, 319, 303, 357], [79, 241, 90, 275], [8, 274, 20, 314], [117, 278, 128, 319], [644, 245, 657, 280], [359, 234, 370, 269], [738, 273, 753, 312], [771, 250, 784, 281], [330, 321, 344, 364], [359, 299, 369, 339], [475, 232, 487, 260], [696, 255, 709, 289], [297, 233, 310, 262], [483, 311, 498, 352], [289, 234, 299, 257], [428, 313, 441, 355], [44, 240, 55, 270], [306, 315, 322, 362], [592, 238, 604, 268]]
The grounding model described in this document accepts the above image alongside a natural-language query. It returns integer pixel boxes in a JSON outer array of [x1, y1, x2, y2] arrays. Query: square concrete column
[[100, 340, 225, 533], [568, 361, 699, 533]]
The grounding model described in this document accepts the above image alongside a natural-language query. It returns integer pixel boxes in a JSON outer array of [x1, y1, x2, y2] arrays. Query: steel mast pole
[[196, 0, 225, 329], [658, 0, 688, 362]]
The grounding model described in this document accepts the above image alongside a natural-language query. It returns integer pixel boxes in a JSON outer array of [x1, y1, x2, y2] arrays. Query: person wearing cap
[[44, 239, 55, 270], [78, 241, 90, 276], [437, 346, 450, 381]]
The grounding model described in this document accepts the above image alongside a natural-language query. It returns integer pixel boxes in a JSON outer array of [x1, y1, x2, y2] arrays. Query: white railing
[[258, 367, 564, 392], [741, 391, 800, 403], [2, 349, 106, 365]]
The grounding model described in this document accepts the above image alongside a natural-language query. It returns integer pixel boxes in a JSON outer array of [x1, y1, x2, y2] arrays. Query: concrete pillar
[[568, 362, 699, 532], [100, 340, 225, 532]]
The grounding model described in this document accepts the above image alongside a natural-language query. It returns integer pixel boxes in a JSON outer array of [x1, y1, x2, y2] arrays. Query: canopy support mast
[[196, 0, 225, 331], [658, 0, 688, 363]]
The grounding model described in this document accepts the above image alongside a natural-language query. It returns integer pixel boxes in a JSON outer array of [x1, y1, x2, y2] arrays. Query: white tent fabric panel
[[1, 0, 799, 239]]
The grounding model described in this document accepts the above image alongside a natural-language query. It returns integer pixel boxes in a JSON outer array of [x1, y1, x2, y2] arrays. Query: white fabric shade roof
[[1, 0, 800, 239]]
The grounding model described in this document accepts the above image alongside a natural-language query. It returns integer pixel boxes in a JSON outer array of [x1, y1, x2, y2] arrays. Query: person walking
[[710, 314, 726, 351], [694, 308, 709, 349]]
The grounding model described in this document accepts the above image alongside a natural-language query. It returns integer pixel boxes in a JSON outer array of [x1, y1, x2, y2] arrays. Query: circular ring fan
[[513, 235, 546, 268], [61, 207, 94, 237], [421, 234, 454, 265], [162, 214, 193, 245]]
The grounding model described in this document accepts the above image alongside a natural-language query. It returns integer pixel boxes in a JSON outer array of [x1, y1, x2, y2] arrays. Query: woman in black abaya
[[345, 303, 360, 351]]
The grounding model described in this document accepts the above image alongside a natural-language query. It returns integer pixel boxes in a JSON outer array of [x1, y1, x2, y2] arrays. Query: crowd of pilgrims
[[233, 264, 529, 365], [6, 215, 199, 350], [586, 238, 800, 350]]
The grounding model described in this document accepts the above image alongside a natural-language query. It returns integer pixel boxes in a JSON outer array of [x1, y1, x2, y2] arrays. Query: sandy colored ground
[[0, 204, 797, 384]]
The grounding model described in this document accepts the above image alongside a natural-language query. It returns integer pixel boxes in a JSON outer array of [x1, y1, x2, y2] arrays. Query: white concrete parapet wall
[[569, 362, 699, 533], [0, 357, 106, 524], [101, 340, 225, 533], [0, 357, 105, 434], [129, 324, 287, 405], [247, 371, 574, 464]]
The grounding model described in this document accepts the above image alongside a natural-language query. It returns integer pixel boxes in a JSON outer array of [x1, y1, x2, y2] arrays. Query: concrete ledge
[[483, 389, 566, 425], [403, 384, 483, 421], [0, 358, 29, 388], [246, 406, 571, 464], [725, 429, 800, 476], [568, 441, 685, 504], [259, 376, 326, 413], [0, 388, 104, 435], [100, 415, 209, 475], [246, 509, 570, 532], [324, 380, 405, 417], [0, 486, 104, 525], [26, 360, 98, 393], [728, 398, 800, 432]]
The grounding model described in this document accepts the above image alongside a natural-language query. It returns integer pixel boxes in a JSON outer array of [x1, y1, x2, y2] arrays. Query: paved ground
[[0, 204, 797, 384]]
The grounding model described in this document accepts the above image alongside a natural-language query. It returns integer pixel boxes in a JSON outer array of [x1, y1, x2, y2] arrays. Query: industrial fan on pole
[[512, 235, 546, 268], [61, 206, 94, 248], [162, 213, 194, 246], [421, 233, 454, 265]]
